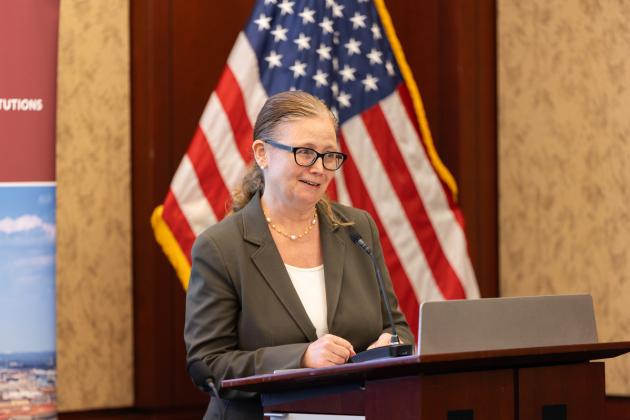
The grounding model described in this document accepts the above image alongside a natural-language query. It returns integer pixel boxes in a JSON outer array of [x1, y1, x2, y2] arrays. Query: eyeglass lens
[[295, 149, 344, 170]]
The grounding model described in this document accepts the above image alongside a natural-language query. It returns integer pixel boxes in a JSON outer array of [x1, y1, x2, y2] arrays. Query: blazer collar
[[317, 202, 346, 330], [241, 194, 347, 339], [243, 193, 317, 342]]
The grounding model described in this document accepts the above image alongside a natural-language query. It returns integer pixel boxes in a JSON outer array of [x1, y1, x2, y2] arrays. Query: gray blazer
[[184, 193, 413, 419]]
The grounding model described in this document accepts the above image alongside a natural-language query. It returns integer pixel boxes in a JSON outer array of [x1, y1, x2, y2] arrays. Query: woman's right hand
[[301, 334, 356, 368]]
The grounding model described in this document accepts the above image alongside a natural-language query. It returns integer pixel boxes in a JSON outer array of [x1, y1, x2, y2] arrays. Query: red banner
[[0, 0, 59, 182]]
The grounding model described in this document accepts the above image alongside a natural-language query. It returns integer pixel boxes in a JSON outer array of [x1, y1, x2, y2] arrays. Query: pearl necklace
[[264, 210, 318, 241]]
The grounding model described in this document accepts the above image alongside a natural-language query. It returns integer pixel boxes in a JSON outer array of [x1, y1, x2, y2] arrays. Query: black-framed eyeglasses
[[262, 139, 347, 171]]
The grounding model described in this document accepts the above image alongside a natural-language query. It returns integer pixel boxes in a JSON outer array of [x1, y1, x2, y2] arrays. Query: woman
[[185, 91, 413, 419]]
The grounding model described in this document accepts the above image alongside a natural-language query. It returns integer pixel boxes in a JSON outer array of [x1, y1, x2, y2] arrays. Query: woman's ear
[[252, 140, 267, 169]]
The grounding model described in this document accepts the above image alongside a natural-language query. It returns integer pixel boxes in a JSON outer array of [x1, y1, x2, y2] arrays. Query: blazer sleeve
[[364, 211, 415, 346], [184, 232, 309, 399]]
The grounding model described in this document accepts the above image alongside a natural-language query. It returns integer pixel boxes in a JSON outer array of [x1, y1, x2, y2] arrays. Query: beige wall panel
[[56, 0, 132, 410], [499, 1, 630, 395]]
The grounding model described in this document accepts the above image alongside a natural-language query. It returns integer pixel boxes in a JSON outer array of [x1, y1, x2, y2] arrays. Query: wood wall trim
[[439, 0, 498, 298], [131, 0, 190, 408]]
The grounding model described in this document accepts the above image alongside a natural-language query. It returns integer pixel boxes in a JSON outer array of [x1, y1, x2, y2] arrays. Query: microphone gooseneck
[[344, 223, 414, 363], [347, 226, 400, 344]]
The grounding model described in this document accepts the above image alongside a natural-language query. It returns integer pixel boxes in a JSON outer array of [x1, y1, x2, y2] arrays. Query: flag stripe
[[397, 85, 466, 228], [170, 155, 217, 235], [334, 168, 351, 207], [395, 87, 479, 298], [325, 178, 338, 202], [215, 66, 255, 161], [380, 90, 477, 297], [341, 113, 444, 302], [361, 100, 466, 299], [375, 0, 459, 198], [187, 127, 232, 221], [339, 133, 420, 335], [226, 33, 268, 125], [163, 191, 196, 263], [199, 94, 248, 190]]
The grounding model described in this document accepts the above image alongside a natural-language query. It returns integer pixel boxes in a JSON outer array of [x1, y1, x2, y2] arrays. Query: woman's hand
[[367, 332, 400, 350], [301, 334, 356, 368]]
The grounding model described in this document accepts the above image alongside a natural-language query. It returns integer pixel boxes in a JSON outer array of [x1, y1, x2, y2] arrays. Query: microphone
[[187, 358, 219, 397], [346, 225, 414, 363]]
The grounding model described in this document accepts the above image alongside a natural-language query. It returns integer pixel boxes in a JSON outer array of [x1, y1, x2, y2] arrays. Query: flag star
[[312, 69, 329, 87], [319, 17, 334, 34], [325, 0, 335, 7], [331, 82, 339, 96], [385, 60, 396, 76], [265, 50, 283, 68], [337, 90, 352, 108], [299, 7, 316, 24], [367, 48, 383, 65], [289, 59, 307, 77], [344, 38, 361, 55], [362, 73, 379, 91], [278, 0, 295, 15], [264, 0, 277, 4], [332, 2, 344, 18], [339, 64, 356, 82], [333, 31, 340, 45], [371, 23, 382, 39], [332, 57, 339, 71], [350, 12, 367, 29], [270, 25, 288, 42], [293, 33, 311, 50], [254, 13, 272, 31], [316, 43, 332, 60]]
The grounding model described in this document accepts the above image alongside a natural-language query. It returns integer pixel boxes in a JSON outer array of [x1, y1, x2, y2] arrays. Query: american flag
[[152, 0, 479, 335]]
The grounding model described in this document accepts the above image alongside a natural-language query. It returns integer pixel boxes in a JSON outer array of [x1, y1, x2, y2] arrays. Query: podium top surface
[[221, 341, 630, 393]]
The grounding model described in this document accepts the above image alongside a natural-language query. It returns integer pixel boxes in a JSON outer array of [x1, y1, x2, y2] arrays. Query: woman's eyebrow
[[296, 141, 339, 151]]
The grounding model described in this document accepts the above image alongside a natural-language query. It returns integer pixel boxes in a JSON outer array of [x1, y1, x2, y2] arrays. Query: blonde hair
[[230, 91, 351, 227]]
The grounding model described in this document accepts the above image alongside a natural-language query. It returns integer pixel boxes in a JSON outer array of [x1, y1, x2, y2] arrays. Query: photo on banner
[[0, 185, 57, 419]]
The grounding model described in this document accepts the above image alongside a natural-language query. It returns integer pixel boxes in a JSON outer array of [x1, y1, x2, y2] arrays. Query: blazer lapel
[[318, 204, 346, 330], [242, 194, 318, 342]]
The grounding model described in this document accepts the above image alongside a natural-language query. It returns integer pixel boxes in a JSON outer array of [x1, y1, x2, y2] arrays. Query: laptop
[[417, 294, 598, 355]]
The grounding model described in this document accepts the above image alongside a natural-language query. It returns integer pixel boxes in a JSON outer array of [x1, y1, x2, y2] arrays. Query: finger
[[325, 342, 352, 361], [370, 338, 385, 349], [367, 336, 389, 350], [329, 335, 355, 353], [325, 350, 348, 365]]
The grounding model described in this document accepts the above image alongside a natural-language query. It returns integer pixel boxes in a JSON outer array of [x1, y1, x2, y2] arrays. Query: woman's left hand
[[367, 332, 400, 350]]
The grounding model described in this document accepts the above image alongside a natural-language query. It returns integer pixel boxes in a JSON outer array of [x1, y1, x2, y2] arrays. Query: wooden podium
[[223, 342, 630, 420]]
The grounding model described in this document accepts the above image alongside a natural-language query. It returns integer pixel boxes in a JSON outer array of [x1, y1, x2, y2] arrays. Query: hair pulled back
[[230, 91, 350, 226]]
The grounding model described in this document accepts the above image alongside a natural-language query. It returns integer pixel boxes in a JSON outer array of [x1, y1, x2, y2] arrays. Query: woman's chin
[[295, 188, 324, 207]]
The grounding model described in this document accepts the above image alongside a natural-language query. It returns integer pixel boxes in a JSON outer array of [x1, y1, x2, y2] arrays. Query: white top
[[284, 263, 329, 338]]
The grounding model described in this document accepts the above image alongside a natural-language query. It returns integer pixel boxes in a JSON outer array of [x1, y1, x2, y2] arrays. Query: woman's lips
[[300, 179, 321, 187]]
